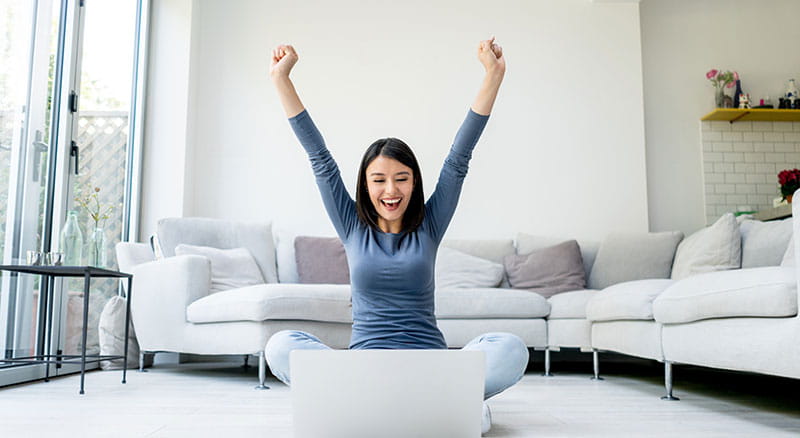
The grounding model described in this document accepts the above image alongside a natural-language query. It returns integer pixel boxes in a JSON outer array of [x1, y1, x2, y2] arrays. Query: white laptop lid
[[291, 349, 485, 438]]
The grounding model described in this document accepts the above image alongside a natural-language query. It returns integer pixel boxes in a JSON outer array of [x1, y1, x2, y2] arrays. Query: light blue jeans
[[265, 330, 529, 400]]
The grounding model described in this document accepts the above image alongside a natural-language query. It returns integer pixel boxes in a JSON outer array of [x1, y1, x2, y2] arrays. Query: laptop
[[291, 349, 485, 438]]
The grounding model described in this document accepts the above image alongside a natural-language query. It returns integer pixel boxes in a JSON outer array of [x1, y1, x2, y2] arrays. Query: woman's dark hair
[[356, 138, 425, 234]]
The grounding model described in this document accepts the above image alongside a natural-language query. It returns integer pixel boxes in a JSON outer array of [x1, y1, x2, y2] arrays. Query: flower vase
[[715, 87, 726, 108], [87, 227, 107, 268]]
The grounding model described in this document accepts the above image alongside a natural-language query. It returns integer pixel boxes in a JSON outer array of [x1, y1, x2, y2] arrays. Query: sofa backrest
[[156, 217, 278, 283]]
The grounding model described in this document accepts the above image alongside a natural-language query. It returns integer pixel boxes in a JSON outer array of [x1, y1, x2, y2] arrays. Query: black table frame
[[0, 265, 132, 394]]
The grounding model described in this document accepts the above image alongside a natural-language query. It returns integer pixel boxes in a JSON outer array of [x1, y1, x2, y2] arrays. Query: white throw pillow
[[174, 244, 265, 294], [781, 236, 795, 267], [435, 247, 504, 289], [671, 213, 741, 280]]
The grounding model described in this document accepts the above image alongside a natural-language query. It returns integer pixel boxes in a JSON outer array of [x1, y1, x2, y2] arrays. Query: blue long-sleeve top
[[289, 109, 489, 349]]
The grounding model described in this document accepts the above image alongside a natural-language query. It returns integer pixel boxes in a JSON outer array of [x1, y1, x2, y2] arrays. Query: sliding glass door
[[0, 0, 145, 386], [0, 0, 72, 385]]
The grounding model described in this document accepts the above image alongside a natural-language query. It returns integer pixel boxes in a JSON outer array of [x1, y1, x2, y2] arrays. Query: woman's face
[[365, 155, 414, 233]]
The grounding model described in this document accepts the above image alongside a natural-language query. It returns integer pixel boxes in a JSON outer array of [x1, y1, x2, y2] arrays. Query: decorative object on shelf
[[733, 77, 743, 109], [739, 93, 751, 109], [778, 168, 800, 203], [786, 79, 799, 105], [60, 210, 84, 265], [706, 69, 736, 108], [75, 186, 114, 268]]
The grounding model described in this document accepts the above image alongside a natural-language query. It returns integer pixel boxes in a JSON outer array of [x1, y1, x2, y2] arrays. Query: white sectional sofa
[[116, 200, 798, 395]]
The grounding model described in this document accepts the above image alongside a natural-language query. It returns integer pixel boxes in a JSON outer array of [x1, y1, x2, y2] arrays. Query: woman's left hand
[[477, 36, 505, 76]]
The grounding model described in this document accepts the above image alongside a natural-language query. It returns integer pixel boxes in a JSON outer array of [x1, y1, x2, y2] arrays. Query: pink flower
[[706, 69, 718, 79], [733, 71, 739, 81], [726, 81, 735, 88]]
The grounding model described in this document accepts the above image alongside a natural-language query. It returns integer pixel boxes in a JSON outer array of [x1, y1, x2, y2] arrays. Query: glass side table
[[0, 265, 133, 394]]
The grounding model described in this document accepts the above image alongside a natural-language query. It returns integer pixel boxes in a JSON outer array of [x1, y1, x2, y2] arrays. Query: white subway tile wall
[[701, 121, 800, 225]]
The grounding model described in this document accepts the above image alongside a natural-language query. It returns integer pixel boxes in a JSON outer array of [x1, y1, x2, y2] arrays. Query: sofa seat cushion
[[186, 284, 352, 324], [547, 289, 599, 319], [653, 267, 797, 324], [435, 288, 550, 319], [586, 279, 675, 322]]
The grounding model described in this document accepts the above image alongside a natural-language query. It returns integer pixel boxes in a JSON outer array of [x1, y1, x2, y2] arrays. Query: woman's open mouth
[[380, 198, 401, 212]]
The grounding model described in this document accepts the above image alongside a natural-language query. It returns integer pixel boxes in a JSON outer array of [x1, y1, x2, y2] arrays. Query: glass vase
[[715, 86, 725, 108], [87, 227, 107, 268]]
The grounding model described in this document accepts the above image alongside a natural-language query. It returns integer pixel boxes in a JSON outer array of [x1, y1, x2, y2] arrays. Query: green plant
[[74, 186, 114, 229]]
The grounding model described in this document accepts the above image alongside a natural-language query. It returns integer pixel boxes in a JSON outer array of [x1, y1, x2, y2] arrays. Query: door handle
[[32, 130, 49, 183], [70, 141, 79, 175]]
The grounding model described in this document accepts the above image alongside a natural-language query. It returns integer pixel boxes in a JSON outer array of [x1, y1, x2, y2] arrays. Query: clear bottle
[[786, 79, 799, 103], [60, 210, 83, 265]]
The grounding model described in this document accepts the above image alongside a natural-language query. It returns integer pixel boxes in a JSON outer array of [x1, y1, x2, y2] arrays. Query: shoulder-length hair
[[355, 138, 425, 234]]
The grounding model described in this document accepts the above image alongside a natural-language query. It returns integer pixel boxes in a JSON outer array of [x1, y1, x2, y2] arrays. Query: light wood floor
[[1, 359, 800, 437]]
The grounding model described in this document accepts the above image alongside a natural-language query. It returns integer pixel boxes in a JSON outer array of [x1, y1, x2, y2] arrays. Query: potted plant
[[778, 169, 800, 203]]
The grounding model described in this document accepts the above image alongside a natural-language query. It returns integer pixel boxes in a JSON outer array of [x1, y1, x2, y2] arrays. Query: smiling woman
[[265, 38, 528, 435], [356, 138, 424, 235]]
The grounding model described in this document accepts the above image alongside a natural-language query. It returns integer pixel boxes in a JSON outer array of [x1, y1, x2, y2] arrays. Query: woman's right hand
[[270, 44, 298, 79]]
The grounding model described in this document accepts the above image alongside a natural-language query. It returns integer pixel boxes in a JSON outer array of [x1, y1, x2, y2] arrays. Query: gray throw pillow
[[739, 218, 793, 268], [295, 236, 350, 284], [589, 231, 684, 289], [503, 240, 585, 298]]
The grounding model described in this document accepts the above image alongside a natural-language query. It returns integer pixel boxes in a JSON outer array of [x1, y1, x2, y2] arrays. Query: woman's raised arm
[[270, 44, 305, 118], [471, 37, 505, 116]]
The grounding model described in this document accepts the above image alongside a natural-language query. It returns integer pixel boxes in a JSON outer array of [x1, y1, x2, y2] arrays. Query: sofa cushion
[[503, 240, 585, 298], [587, 231, 683, 290], [175, 244, 265, 294], [515, 233, 599, 282], [586, 279, 675, 322], [436, 247, 504, 289], [671, 213, 741, 280], [547, 289, 599, 319], [157, 217, 278, 283], [781, 236, 795, 267], [186, 283, 353, 324], [653, 267, 797, 324], [440, 239, 515, 264], [294, 236, 350, 284], [435, 288, 550, 319], [739, 218, 793, 268]]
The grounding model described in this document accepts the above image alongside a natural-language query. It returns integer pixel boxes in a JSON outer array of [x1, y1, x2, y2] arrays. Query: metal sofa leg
[[255, 350, 270, 390], [138, 351, 150, 372], [542, 348, 553, 376], [591, 349, 603, 380], [661, 361, 679, 401]]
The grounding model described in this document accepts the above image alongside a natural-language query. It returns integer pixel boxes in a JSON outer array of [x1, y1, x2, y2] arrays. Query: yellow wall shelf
[[701, 108, 800, 123]]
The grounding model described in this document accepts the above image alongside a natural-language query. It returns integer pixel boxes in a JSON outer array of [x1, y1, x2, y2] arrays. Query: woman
[[265, 37, 528, 435]]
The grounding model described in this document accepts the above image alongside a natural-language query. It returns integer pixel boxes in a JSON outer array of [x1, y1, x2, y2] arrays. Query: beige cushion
[[586, 279, 675, 322], [588, 231, 683, 290], [435, 288, 550, 319], [174, 244, 265, 294], [186, 283, 353, 324], [294, 236, 350, 284], [739, 218, 793, 268], [435, 247, 504, 289], [547, 289, 598, 319], [671, 213, 741, 280], [503, 240, 586, 298], [653, 267, 797, 324]]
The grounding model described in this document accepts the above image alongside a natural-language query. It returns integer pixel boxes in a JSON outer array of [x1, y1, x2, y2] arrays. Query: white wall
[[139, 0, 196, 239], [640, 0, 800, 232], [174, 0, 648, 242]]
